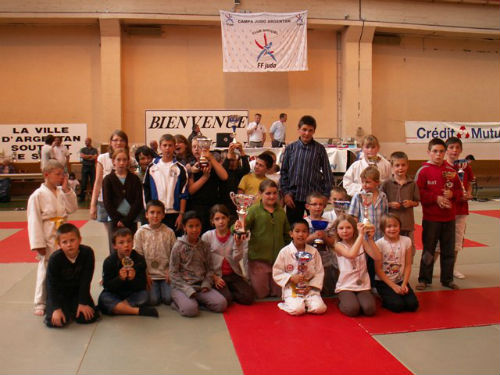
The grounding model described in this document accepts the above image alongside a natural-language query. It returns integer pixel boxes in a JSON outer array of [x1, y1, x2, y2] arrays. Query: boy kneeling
[[45, 223, 99, 327]]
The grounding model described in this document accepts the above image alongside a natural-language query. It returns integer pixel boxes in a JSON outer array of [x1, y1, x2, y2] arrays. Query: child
[[374, 214, 419, 313], [332, 214, 381, 317], [90, 129, 131, 253], [102, 149, 143, 236], [238, 152, 273, 196], [442, 137, 474, 279], [201, 204, 255, 305], [348, 166, 388, 241], [67, 172, 80, 194], [244, 179, 290, 299], [144, 134, 189, 235], [348, 166, 388, 283], [188, 136, 228, 233], [324, 186, 349, 222], [134, 145, 155, 181], [28, 160, 78, 315], [343, 135, 391, 197], [381, 151, 420, 258], [45, 223, 99, 327], [134, 200, 176, 306], [415, 138, 462, 290], [51, 136, 70, 171], [273, 219, 327, 316], [221, 142, 250, 221], [170, 211, 228, 317], [280, 115, 333, 225], [304, 192, 338, 297], [98, 228, 158, 317]]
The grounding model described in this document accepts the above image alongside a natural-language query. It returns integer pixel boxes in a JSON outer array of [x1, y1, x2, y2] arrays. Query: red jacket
[[415, 161, 462, 222]]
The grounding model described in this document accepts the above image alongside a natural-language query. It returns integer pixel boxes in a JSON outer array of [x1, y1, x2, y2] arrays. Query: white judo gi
[[27, 184, 78, 310], [272, 242, 327, 316]]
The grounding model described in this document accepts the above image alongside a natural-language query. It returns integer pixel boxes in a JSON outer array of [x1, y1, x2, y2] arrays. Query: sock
[[139, 306, 159, 317]]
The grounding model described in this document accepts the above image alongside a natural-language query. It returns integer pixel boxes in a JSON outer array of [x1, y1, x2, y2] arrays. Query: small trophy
[[367, 156, 380, 168], [442, 170, 457, 195], [360, 192, 374, 227], [333, 201, 350, 215], [453, 160, 468, 195], [294, 250, 313, 296], [228, 115, 241, 145], [230, 192, 256, 235], [197, 137, 212, 168], [310, 220, 328, 252], [121, 256, 134, 269]]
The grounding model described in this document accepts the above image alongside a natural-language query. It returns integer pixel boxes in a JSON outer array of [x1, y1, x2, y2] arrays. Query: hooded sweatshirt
[[169, 235, 214, 297], [415, 161, 462, 222]]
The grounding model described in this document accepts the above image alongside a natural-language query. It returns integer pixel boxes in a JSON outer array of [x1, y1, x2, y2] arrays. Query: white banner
[[405, 121, 500, 143], [220, 10, 307, 72], [145, 110, 249, 146], [0, 124, 87, 163]]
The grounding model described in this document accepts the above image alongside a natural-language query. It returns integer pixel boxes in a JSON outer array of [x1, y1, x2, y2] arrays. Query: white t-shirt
[[375, 235, 411, 283], [52, 145, 69, 166], [247, 122, 266, 142], [269, 120, 286, 142], [335, 242, 371, 293]]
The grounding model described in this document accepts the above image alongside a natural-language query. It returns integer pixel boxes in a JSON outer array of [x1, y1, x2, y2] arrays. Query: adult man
[[79, 137, 98, 202], [246, 113, 266, 148], [269, 113, 287, 148], [280, 115, 333, 226]]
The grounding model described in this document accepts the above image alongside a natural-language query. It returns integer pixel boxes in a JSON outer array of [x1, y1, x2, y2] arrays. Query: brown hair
[[360, 166, 380, 182], [361, 135, 380, 148], [379, 214, 402, 233], [332, 214, 359, 241]]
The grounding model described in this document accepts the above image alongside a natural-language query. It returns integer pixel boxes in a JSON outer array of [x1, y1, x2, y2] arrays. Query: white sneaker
[[454, 270, 466, 279]]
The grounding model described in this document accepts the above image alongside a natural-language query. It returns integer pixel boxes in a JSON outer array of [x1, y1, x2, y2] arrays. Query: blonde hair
[[42, 160, 64, 174]]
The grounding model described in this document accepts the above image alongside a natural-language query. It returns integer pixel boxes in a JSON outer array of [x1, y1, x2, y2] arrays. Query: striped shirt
[[348, 190, 388, 241], [280, 138, 333, 202]]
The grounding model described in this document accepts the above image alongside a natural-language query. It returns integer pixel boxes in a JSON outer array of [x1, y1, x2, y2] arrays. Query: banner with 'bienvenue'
[[220, 10, 307, 72]]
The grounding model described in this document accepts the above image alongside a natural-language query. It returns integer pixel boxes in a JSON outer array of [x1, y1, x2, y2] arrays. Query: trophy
[[121, 256, 134, 269], [294, 250, 313, 296], [367, 156, 380, 168], [228, 115, 241, 145], [333, 201, 350, 215], [230, 192, 256, 235], [454, 159, 468, 195], [442, 170, 457, 194], [360, 192, 374, 227], [197, 137, 212, 168], [310, 220, 328, 252]]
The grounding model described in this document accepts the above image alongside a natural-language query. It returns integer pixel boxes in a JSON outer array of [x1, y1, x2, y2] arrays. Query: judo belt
[[49, 216, 65, 229]]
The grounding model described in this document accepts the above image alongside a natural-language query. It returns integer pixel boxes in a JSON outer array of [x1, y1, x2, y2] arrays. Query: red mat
[[223, 300, 411, 375], [354, 287, 500, 335], [469, 210, 500, 219], [413, 224, 486, 251], [0, 221, 87, 263]]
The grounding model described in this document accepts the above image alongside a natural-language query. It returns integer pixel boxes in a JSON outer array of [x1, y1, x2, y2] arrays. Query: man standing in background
[[270, 113, 287, 148], [79, 137, 98, 202], [247, 113, 266, 148]]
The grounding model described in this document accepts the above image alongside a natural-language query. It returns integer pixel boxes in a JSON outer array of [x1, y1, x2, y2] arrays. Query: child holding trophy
[[415, 138, 462, 291], [272, 219, 327, 316], [348, 166, 388, 284], [98, 228, 158, 317], [202, 204, 255, 305], [332, 214, 381, 317], [242, 180, 290, 299]]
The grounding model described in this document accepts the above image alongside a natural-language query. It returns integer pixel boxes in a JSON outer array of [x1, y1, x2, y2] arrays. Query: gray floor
[[0, 201, 498, 374]]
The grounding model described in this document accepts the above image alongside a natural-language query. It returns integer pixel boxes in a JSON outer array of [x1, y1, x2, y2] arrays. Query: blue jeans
[[149, 280, 172, 305], [98, 290, 148, 315]]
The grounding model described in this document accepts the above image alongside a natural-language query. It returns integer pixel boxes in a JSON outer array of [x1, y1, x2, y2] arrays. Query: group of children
[[27, 127, 473, 326]]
